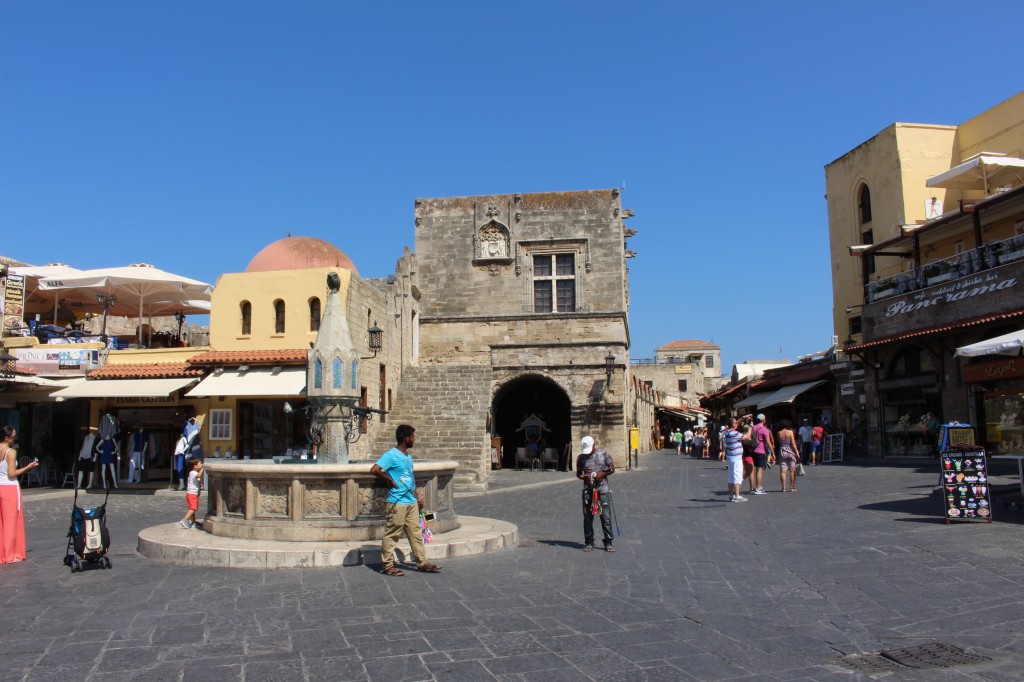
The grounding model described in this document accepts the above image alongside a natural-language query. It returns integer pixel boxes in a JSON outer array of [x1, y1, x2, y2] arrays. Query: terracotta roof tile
[[89, 362, 204, 379], [187, 349, 308, 366], [658, 339, 719, 350]]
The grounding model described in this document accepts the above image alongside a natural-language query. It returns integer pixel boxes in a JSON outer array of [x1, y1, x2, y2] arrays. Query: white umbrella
[[38, 263, 213, 344], [954, 329, 1024, 357], [9, 263, 85, 324], [926, 155, 1024, 195]]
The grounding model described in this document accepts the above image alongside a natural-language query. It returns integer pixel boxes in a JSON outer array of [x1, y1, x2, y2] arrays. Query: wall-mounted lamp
[[362, 323, 383, 359], [605, 352, 616, 385]]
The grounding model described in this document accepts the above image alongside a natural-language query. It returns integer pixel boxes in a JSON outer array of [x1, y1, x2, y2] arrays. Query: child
[[179, 456, 203, 529]]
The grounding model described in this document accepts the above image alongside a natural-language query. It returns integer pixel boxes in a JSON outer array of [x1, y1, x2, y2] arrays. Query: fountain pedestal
[[203, 459, 459, 542]]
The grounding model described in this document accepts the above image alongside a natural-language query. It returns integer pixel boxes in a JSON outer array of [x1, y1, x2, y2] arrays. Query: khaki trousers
[[380, 502, 427, 567]]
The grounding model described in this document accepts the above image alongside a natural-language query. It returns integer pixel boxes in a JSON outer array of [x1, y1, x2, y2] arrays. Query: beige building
[[631, 340, 723, 407], [826, 90, 1024, 456]]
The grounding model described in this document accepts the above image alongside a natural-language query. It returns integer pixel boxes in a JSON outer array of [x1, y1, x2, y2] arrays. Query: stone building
[[381, 190, 637, 488], [631, 340, 723, 407]]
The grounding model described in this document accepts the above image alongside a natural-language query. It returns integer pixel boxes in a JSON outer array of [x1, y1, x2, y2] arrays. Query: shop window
[[274, 299, 286, 334], [240, 301, 251, 335], [533, 253, 576, 313], [859, 184, 872, 224], [209, 409, 233, 440], [309, 297, 321, 332]]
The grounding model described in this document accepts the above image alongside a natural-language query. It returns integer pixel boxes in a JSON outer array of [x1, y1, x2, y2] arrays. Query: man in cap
[[576, 435, 615, 552], [746, 414, 774, 495], [797, 418, 814, 465]]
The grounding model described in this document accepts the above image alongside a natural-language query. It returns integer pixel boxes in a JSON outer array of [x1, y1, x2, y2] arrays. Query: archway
[[493, 375, 572, 470]]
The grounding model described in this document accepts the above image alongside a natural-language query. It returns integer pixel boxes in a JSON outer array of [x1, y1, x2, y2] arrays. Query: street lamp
[[0, 345, 15, 391], [173, 311, 186, 346], [96, 293, 117, 345]]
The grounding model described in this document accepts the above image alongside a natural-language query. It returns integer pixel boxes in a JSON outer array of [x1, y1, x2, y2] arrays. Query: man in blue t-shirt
[[370, 424, 442, 576]]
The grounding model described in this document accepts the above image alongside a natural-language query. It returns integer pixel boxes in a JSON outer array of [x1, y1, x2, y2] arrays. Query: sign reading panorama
[[863, 263, 1021, 341]]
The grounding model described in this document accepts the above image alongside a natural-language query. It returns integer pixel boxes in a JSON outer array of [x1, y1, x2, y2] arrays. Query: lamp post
[[174, 311, 186, 346], [96, 293, 117, 345]]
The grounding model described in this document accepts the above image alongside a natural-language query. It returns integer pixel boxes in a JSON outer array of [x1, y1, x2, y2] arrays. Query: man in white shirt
[[798, 419, 814, 465]]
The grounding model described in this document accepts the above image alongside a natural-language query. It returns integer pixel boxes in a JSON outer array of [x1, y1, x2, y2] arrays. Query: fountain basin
[[203, 459, 459, 542]]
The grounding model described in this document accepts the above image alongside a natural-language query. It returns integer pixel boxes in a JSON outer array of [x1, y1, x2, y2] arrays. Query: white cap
[[580, 436, 595, 454], [756, 413, 766, 421]]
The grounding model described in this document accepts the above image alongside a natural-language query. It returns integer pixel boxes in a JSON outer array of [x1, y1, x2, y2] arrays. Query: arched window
[[313, 358, 323, 389], [240, 301, 251, 335], [858, 184, 872, 225], [332, 357, 343, 389], [274, 299, 286, 334], [309, 297, 321, 332]]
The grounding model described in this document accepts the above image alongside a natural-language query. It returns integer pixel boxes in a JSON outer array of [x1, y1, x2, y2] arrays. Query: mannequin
[[97, 409, 121, 490], [77, 429, 98, 490], [127, 428, 148, 483]]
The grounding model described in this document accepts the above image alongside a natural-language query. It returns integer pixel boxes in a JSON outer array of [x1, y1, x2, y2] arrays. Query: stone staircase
[[374, 365, 492, 491]]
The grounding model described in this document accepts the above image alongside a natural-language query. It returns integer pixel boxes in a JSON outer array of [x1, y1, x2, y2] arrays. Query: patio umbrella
[[954, 329, 1024, 357], [38, 263, 213, 344], [9, 263, 86, 324], [926, 155, 1024, 195]]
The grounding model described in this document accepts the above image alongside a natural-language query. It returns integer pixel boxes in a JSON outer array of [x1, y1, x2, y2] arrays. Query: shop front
[[963, 357, 1024, 456]]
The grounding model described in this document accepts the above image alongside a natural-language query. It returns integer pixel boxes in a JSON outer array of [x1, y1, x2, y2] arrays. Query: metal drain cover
[[835, 652, 905, 675], [880, 642, 990, 669]]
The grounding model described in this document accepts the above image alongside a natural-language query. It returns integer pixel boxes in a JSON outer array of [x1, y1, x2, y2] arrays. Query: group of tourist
[[717, 414, 827, 501], [666, 426, 712, 458]]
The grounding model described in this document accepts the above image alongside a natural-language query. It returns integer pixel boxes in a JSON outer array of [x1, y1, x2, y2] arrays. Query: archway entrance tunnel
[[493, 376, 572, 470]]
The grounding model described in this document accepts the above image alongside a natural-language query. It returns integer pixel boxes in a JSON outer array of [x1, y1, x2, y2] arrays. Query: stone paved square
[[5, 452, 1024, 680]]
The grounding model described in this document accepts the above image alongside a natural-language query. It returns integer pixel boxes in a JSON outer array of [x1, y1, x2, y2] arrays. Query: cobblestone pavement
[[4, 452, 1024, 681]]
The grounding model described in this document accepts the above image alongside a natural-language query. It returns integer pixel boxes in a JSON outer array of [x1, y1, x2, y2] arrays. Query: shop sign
[[111, 395, 178, 405], [840, 382, 855, 396], [883, 273, 1017, 319], [963, 357, 1024, 383], [12, 347, 100, 375], [674, 365, 692, 374], [3, 274, 25, 333]]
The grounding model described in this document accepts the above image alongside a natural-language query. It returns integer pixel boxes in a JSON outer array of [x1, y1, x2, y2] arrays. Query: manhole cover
[[880, 642, 990, 669], [835, 652, 905, 675]]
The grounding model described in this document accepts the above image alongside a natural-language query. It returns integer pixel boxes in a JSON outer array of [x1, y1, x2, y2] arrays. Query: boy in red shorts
[[179, 456, 203, 529]]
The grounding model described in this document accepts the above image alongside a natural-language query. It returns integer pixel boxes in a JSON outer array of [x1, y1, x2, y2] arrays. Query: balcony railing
[[866, 233, 1024, 304]]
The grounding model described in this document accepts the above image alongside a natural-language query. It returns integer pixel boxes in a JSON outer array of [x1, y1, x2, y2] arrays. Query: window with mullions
[[533, 253, 576, 313]]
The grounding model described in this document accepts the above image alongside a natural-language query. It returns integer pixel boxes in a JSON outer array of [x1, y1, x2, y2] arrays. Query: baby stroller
[[63, 488, 112, 572]]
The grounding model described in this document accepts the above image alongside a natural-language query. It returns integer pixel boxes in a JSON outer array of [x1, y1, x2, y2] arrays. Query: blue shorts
[[812, 441, 822, 454]]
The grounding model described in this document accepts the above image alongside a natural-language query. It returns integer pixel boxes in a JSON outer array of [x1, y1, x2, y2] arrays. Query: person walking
[[776, 420, 801, 492], [674, 428, 683, 456], [798, 418, 813, 465], [745, 414, 774, 495], [370, 424, 442, 576], [1, 426, 40, 563], [576, 435, 615, 552], [811, 421, 826, 466], [693, 428, 707, 459], [722, 418, 746, 502], [683, 427, 694, 456]]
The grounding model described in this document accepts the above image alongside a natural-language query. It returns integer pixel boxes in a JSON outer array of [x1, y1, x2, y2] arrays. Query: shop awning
[[52, 377, 198, 399], [185, 367, 306, 397], [757, 380, 826, 409], [954, 328, 1024, 357], [733, 392, 772, 409]]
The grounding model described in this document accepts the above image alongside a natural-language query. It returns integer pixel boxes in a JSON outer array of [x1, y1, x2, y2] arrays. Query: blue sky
[[2, 2, 1020, 373]]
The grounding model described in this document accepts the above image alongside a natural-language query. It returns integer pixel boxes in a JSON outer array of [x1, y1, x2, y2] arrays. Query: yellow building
[[826, 90, 1024, 456], [52, 236, 416, 483]]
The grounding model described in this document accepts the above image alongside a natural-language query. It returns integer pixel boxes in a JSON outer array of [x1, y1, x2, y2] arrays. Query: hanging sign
[[3, 274, 25, 332], [940, 447, 992, 523]]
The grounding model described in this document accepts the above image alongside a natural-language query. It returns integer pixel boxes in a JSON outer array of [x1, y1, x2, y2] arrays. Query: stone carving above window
[[477, 220, 510, 260]]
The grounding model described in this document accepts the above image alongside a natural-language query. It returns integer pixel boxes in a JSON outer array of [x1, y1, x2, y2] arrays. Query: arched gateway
[[492, 375, 572, 470]]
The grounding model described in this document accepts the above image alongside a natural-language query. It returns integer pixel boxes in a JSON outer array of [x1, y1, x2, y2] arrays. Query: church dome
[[245, 236, 359, 275]]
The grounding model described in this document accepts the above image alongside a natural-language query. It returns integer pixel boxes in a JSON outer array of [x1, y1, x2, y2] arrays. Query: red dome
[[245, 236, 359, 275]]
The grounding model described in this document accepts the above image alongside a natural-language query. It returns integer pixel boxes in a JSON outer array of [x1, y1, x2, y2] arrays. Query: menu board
[[3, 273, 25, 332], [823, 434, 844, 463], [940, 448, 992, 523]]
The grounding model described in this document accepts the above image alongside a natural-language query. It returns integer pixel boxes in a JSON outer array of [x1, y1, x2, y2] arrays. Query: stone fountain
[[201, 272, 459, 542]]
